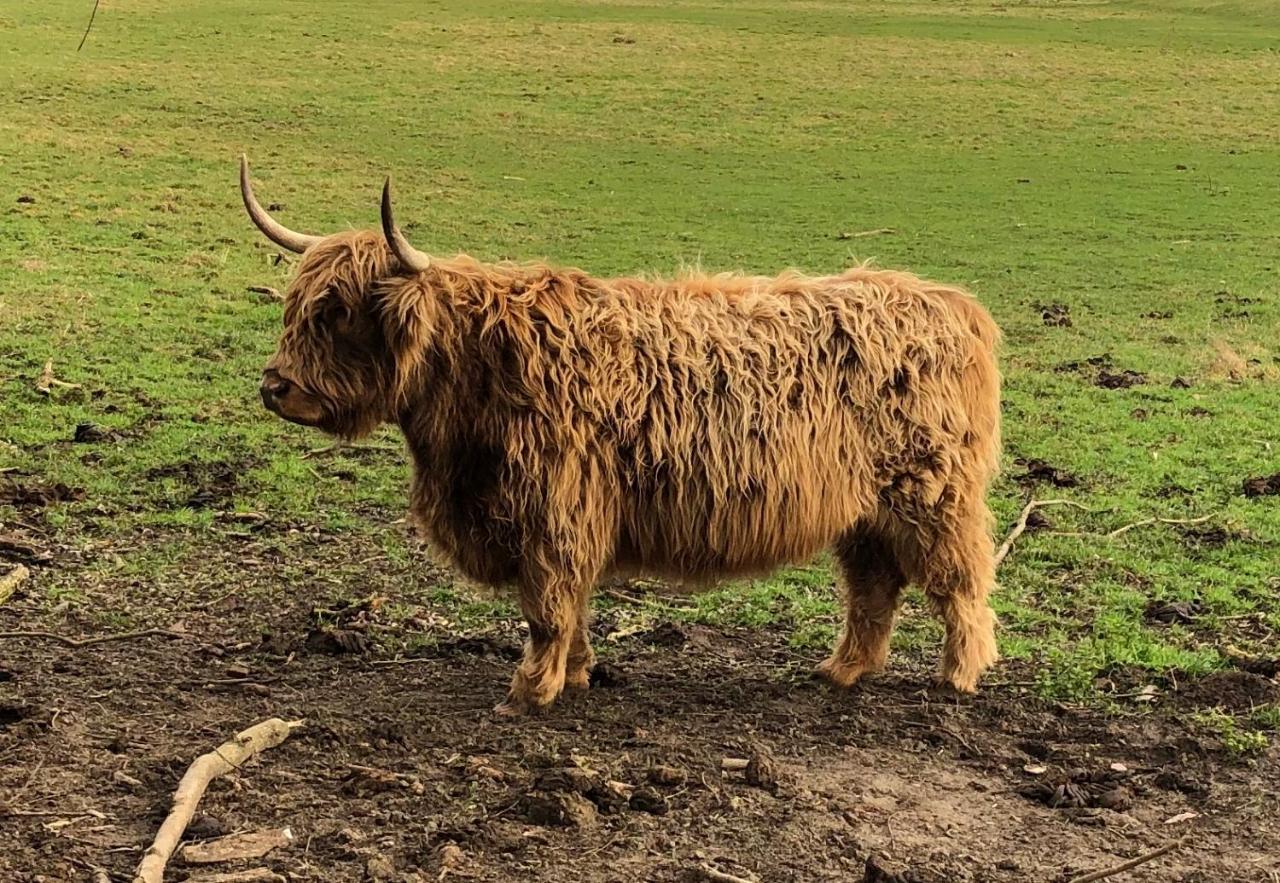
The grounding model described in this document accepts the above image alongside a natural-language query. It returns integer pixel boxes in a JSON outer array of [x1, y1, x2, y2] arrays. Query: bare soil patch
[[2, 611, 1277, 882]]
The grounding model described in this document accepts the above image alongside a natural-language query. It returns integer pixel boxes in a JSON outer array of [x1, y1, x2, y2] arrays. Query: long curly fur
[[265, 230, 1002, 711]]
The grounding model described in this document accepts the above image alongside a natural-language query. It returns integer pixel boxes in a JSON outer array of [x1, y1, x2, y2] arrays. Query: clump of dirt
[[0, 533, 53, 567], [1174, 670, 1279, 712], [1096, 368, 1147, 389], [72, 422, 120, 444], [0, 476, 85, 509], [1053, 353, 1148, 389], [1144, 599, 1205, 625], [1034, 302, 1072, 327], [1142, 310, 1173, 319], [1170, 376, 1193, 388], [1229, 655, 1280, 678], [1178, 524, 1244, 550], [1055, 353, 1113, 374], [1025, 508, 1053, 531], [1242, 474, 1280, 497], [145, 458, 256, 509], [1013, 457, 1079, 488], [1018, 766, 1133, 811]]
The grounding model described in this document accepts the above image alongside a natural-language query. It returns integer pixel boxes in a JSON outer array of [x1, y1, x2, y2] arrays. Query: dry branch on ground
[[1065, 837, 1187, 883], [133, 718, 304, 883], [0, 564, 30, 604]]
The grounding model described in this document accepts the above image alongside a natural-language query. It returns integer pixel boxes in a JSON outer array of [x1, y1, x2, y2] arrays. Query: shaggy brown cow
[[242, 157, 1003, 714]]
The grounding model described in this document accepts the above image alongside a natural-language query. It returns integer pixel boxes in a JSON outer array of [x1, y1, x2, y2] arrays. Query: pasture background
[[4, 2, 1280, 880], [3, 0, 1279, 724]]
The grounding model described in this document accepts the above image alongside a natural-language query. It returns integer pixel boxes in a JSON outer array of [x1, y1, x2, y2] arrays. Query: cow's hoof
[[814, 657, 873, 689], [935, 673, 980, 695], [563, 669, 592, 691]]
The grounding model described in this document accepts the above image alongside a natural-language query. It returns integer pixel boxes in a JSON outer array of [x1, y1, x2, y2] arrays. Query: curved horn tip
[[379, 178, 431, 274], [238, 156, 321, 255]]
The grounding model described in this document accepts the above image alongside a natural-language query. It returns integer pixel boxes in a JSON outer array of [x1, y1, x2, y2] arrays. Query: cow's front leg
[[495, 580, 584, 715], [564, 597, 595, 691]]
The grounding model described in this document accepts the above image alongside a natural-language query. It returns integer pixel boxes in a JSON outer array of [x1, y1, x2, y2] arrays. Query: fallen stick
[[34, 359, 81, 396], [0, 628, 188, 648], [246, 285, 283, 302], [1105, 513, 1214, 539], [994, 499, 1093, 567], [133, 718, 304, 883], [837, 228, 896, 239], [698, 864, 757, 883], [602, 588, 696, 609], [1066, 837, 1186, 883], [1, 564, 30, 604], [720, 757, 749, 771], [186, 870, 285, 883]]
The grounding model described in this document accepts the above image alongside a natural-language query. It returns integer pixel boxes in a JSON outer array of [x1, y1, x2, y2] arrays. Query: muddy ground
[[3, 568, 1278, 883]]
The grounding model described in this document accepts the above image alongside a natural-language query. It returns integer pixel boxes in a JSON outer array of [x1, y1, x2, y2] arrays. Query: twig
[[132, 718, 304, 883], [246, 285, 283, 302], [35, 360, 81, 396], [1066, 837, 1187, 883], [367, 657, 435, 667], [185, 870, 285, 883], [994, 499, 1093, 567], [720, 757, 749, 771], [602, 587, 696, 609], [838, 228, 896, 239], [1106, 513, 1214, 539], [698, 864, 758, 883], [0, 628, 189, 648], [78, 0, 102, 51], [301, 442, 346, 459]]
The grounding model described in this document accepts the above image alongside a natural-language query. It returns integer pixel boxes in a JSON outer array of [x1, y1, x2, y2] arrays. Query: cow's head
[[242, 156, 436, 439]]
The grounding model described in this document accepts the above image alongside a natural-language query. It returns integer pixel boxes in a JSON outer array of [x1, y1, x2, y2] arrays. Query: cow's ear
[[376, 279, 438, 399]]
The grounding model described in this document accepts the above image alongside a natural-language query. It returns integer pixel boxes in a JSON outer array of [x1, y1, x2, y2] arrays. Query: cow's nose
[[260, 371, 291, 410]]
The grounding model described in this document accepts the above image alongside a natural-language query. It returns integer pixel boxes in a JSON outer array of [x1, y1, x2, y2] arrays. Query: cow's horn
[[239, 154, 322, 254], [380, 177, 431, 274]]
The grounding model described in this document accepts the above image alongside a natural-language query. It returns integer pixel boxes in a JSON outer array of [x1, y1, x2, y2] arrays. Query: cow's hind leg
[[920, 497, 999, 693], [816, 529, 907, 688], [497, 580, 586, 715]]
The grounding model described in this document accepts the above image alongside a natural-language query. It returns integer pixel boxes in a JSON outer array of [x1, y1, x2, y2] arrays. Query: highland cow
[[242, 156, 1003, 714]]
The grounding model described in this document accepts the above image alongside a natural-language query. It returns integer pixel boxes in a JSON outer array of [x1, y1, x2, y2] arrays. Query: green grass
[[2, 0, 1278, 703]]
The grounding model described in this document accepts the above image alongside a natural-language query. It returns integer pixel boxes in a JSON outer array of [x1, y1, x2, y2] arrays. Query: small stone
[[1094, 786, 1133, 811], [523, 792, 597, 828], [73, 422, 109, 443], [591, 779, 633, 814], [647, 765, 686, 787], [187, 815, 225, 839], [439, 843, 465, 871], [629, 787, 669, 815], [535, 767, 597, 794], [365, 854, 396, 880], [112, 769, 143, 789]]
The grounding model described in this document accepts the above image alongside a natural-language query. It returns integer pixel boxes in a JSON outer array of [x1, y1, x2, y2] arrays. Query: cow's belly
[[613, 476, 867, 583]]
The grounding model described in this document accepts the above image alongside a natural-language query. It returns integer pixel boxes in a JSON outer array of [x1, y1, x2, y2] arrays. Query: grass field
[[2, 0, 1278, 736]]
